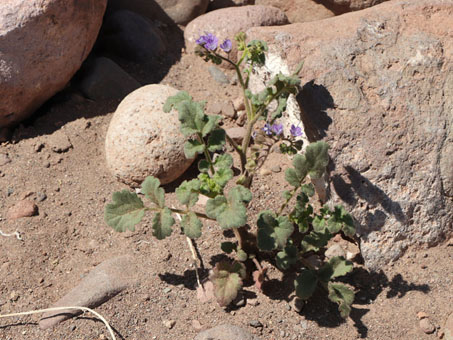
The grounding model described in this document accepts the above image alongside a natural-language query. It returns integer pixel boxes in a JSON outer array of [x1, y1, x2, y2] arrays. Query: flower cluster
[[196, 33, 232, 53], [262, 123, 303, 137]]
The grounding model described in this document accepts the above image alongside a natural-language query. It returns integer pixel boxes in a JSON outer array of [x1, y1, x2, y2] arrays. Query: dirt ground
[[0, 24, 452, 340]]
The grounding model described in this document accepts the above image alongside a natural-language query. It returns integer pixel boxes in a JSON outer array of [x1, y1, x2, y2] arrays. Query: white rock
[[105, 85, 195, 187]]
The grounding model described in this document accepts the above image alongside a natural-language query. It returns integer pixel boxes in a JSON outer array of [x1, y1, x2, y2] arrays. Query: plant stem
[[232, 227, 244, 250], [278, 187, 299, 215], [197, 133, 215, 175], [166, 207, 214, 221]]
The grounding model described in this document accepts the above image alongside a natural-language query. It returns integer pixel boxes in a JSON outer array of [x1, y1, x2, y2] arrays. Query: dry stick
[[0, 306, 116, 340], [173, 208, 203, 290]]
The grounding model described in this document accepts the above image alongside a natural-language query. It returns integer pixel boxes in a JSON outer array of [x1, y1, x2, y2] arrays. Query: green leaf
[[104, 190, 145, 232], [293, 154, 309, 180], [282, 190, 292, 200], [270, 96, 287, 121], [210, 261, 246, 306], [163, 91, 192, 113], [318, 256, 353, 282], [184, 139, 205, 159], [276, 244, 299, 270], [301, 184, 315, 197], [207, 129, 226, 152], [141, 176, 165, 208], [205, 186, 251, 229], [212, 168, 233, 188], [312, 215, 327, 233], [285, 168, 301, 187], [176, 179, 200, 207], [181, 211, 202, 239], [305, 141, 329, 179], [202, 116, 222, 137], [152, 207, 175, 240], [328, 282, 355, 318], [214, 154, 233, 170], [294, 269, 318, 300], [178, 100, 206, 137], [236, 248, 248, 262], [257, 211, 294, 251], [301, 230, 331, 252], [198, 159, 210, 173], [221, 241, 237, 254]]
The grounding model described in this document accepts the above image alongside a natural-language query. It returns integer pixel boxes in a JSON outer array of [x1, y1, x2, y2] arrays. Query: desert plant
[[105, 32, 357, 318]]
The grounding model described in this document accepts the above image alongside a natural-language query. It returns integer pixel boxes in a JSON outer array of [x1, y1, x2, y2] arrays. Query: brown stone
[[7, 200, 38, 220], [255, 0, 335, 23]]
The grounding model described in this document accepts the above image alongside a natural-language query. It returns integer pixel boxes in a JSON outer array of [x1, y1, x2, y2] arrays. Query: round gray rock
[[105, 85, 194, 187]]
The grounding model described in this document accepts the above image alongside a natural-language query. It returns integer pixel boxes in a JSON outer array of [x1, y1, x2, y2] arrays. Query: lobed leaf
[[301, 230, 331, 252], [212, 168, 233, 188], [276, 244, 299, 270], [152, 207, 175, 240], [294, 269, 318, 300], [178, 100, 206, 137], [236, 248, 248, 262], [163, 91, 192, 113], [210, 261, 246, 306], [176, 179, 200, 207], [207, 129, 226, 152], [301, 183, 315, 197], [318, 256, 353, 282], [328, 282, 355, 318], [184, 139, 205, 159], [221, 241, 236, 254], [257, 211, 294, 251], [181, 211, 202, 239], [214, 154, 233, 170], [305, 141, 329, 179], [104, 190, 145, 232], [202, 116, 222, 138], [141, 176, 165, 208]]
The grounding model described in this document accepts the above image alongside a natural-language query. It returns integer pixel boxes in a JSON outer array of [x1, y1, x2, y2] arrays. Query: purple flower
[[262, 123, 272, 136], [220, 39, 232, 53], [271, 124, 283, 136], [290, 124, 303, 137], [196, 33, 218, 51]]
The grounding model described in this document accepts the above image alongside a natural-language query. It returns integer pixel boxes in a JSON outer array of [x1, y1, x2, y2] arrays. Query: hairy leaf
[[141, 176, 165, 208], [270, 96, 288, 121], [207, 129, 226, 152], [198, 159, 210, 173], [301, 230, 331, 252], [212, 168, 233, 188], [236, 248, 248, 262], [202, 115, 222, 137], [152, 207, 175, 240], [176, 179, 200, 207], [214, 154, 233, 170], [257, 211, 294, 251], [328, 282, 355, 318], [318, 256, 353, 282], [221, 241, 237, 254], [163, 91, 192, 113], [178, 100, 206, 136], [276, 244, 299, 270], [285, 168, 301, 187], [305, 141, 329, 179], [184, 139, 205, 159], [293, 154, 309, 180], [181, 211, 202, 239], [210, 261, 246, 306], [295, 269, 318, 300], [301, 183, 315, 197], [105, 190, 145, 232]]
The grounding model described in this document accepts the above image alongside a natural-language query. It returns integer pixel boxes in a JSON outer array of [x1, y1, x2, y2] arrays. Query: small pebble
[[163, 320, 176, 329], [163, 287, 172, 294], [270, 165, 281, 173], [208, 66, 229, 84], [192, 319, 203, 330], [249, 320, 263, 328], [417, 311, 429, 320], [259, 168, 272, 176], [37, 192, 47, 202], [420, 318, 436, 334]]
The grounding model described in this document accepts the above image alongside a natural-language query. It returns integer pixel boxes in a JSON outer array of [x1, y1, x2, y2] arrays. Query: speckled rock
[[107, 0, 209, 25], [7, 200, 38, 220], [0, 0, 107, 128], [39, 255, 139, 329], [255, 0, 335, 23], [247, 0, 453, 269], [105, 85, 194, 187], [184, 5, 289, 64], [195, 324, 261, 340]]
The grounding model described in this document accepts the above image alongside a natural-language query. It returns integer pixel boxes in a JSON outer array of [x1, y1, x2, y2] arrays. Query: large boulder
[[0, 0, 107, 128], [105, 85, 195, 187], [246, 0, 453, 269], [185, 5, 289, 64], [107, 0, 210, 26], [255, 0, 335, 23], [320, 0, 389, 12]]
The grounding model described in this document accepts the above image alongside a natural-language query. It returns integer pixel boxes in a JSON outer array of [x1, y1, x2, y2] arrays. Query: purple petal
[[271, 124, 283, 136], [290, 124, 303, 137], [220, 39, 232, 52]]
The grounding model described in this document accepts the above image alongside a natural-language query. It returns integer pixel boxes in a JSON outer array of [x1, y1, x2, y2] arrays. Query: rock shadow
[[295, 81, 334, 142]]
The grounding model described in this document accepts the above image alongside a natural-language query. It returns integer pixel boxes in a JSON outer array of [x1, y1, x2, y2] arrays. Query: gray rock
[[39, 255, 138, 329], [247, 0, 453, 269], [101, 10, 166, 62], [325, 244, 346, 259], [208, 66, 230, 84], [195, 324, 261, 340], [78, 57, 140, 101], [225, 127, 246, 144], [107, 0, 209, 26], [0, 0, 107, 128], [105, 85, 195, 187]]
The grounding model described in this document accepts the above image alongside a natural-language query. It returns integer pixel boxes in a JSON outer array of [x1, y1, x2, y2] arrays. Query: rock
[[249, 320, 263, 328], [445, 313, 453, 340], [208, 0, 253, 11], [233, 97, 245, 111], [105, 85, 195, 187], [289, 297, 304, 313], [207, 100, 235, 118], [270, 165, 281, 173], [225, 127, 246, 144], [163, 320, 176, 329], [247, 0, 453, 270], [100, 10, 166, 62], [192, 319, 203, 330], [420, 318, 436, 334], [255, 0, 335, 23], [7, 200, 38, 220], [77, 57, 141, 101], [208, 66, 230, 84], [184, 5, 289, 65], [107, 0, 209, 26], [325, 244, 346, 259], [417, 311, 429, 320], [47, 130, 72, 153], [39, 255, 138, 329], [320, 0, 389, 12], [0, 0, 106, 128], [195, 324, 260, 340]]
